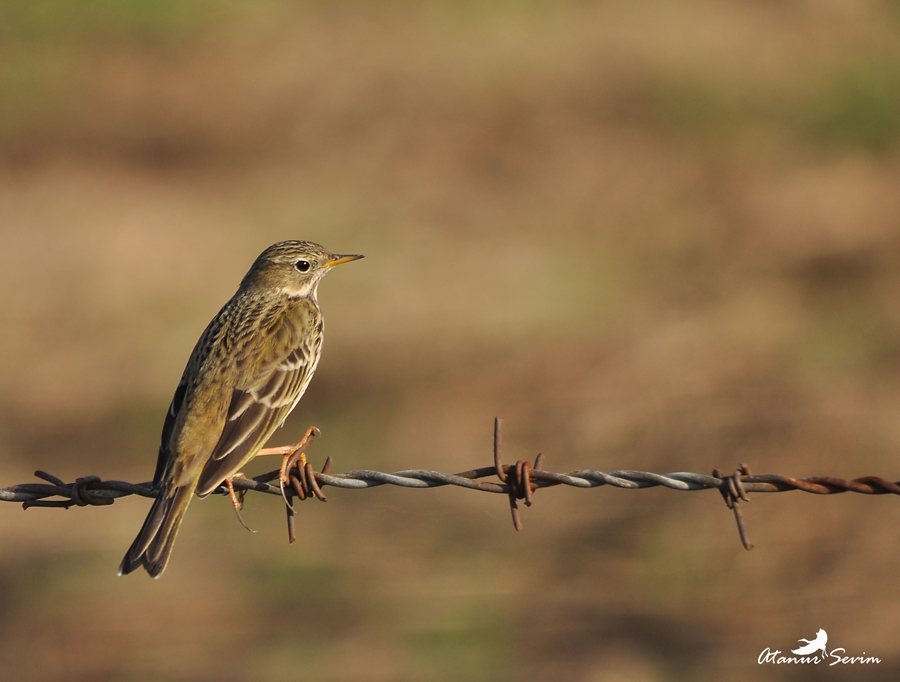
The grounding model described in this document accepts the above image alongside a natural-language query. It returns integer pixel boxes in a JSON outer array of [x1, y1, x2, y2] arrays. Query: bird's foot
[[224, 473, 255, 532], [257, 426, 319, 509]]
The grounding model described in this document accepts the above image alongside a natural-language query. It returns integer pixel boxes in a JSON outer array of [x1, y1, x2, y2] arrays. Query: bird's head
[[241, 240, 363, 300]]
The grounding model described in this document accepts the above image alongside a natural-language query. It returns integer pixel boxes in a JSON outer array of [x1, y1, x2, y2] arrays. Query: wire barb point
[[714, 464, 754, 550], [492, 417, 540, 531]]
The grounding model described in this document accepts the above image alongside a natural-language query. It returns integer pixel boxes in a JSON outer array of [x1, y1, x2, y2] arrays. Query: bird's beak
[[323, 254, 364, 268]]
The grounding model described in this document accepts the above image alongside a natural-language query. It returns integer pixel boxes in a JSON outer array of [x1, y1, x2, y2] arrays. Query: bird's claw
[[271, 426, 319, 510], [225, 474, 255, 533]]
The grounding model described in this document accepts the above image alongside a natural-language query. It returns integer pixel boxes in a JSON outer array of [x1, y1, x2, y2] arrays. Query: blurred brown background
[[2, 1, 900, 680]]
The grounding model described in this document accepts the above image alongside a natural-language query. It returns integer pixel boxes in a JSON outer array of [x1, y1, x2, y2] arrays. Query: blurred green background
[[2, 1, 900, 680]]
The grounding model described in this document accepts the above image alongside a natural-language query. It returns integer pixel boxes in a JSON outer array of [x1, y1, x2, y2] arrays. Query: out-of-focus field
[[2, 1, 900, 679]]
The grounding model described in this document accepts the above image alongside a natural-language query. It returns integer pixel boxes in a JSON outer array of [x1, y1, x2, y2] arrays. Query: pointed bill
[[323, 254, 364, 269]]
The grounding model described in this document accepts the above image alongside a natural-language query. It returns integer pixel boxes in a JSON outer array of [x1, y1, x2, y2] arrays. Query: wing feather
[[212, 389, 271, 459], [153, 380, 187, 485]]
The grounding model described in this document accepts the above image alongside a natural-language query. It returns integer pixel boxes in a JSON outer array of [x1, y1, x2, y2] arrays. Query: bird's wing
[[153, 380, 187, 485], [194, 306, 321, 496], [154, 306, 230, 488]]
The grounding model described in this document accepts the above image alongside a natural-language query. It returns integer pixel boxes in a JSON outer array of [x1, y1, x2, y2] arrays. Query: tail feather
[[119, 484, 197, 579]]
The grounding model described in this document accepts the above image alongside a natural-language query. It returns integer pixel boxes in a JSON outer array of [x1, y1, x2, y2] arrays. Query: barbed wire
[[3, 419, 900, 549]]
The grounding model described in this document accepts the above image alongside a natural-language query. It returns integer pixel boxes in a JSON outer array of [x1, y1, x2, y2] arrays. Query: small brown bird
[[119, 241, 362, 578]]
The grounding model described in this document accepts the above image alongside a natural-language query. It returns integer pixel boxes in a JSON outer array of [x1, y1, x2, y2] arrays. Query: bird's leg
[[256, 426, 319, 508], [224, 473, 255, 532]]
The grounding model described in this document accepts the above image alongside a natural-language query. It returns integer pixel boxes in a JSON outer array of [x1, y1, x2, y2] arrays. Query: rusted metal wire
[[3, 418, 900, 549]]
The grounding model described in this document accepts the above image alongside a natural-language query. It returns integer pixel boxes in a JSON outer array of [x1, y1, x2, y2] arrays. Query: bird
[[119, 240, 362, 578], [792, 629, 828, 656]]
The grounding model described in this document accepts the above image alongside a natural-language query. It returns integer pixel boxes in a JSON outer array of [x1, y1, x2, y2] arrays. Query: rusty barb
[[4, 417, 900, 550], [492, 417, 543, 531], [714, 464, 754, 550]]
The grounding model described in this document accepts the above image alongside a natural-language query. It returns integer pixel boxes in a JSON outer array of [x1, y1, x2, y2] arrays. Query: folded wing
[[195, 313, 321, 497]]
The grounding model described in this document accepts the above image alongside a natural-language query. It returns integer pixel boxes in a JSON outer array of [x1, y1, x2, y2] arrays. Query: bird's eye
[[295, 260, 311, 272]]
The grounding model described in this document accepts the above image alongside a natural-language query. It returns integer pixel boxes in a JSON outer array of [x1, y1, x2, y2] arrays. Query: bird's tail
[[118, 482, 197, 579]]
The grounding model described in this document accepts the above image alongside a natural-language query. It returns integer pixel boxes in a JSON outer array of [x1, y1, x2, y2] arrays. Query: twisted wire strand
[[3, 419, 900, 548], [5, 467, 900, 504]]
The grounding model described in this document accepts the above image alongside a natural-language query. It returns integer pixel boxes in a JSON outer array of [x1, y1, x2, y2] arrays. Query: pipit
[[119, 241, 362, 578]]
